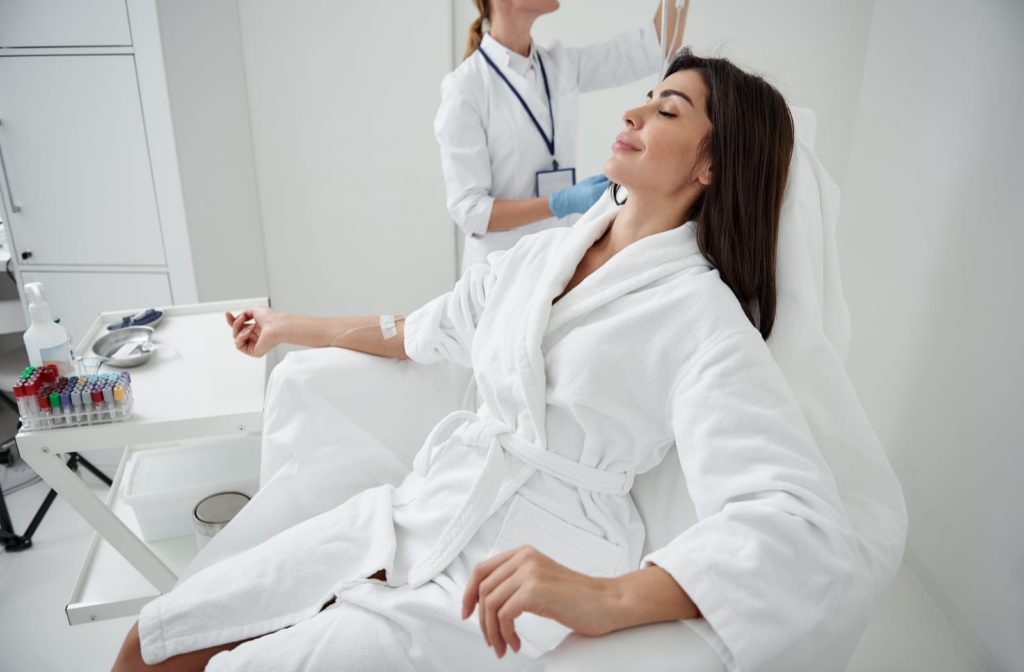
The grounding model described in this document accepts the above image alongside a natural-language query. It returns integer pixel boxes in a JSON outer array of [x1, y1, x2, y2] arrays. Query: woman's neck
[[488, 9, 535, 57], [606, 190, 695, 253]]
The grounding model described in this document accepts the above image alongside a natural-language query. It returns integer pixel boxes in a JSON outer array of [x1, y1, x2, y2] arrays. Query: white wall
[[840, 1, 1024, 669], [236, 0, 456, 317], [156, 0, 269, 303]]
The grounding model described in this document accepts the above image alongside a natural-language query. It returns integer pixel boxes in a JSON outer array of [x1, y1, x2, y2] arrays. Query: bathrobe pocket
[[488, 494, 623, 652], [491, 494, 623, 577], [491, 494, 623, 576]]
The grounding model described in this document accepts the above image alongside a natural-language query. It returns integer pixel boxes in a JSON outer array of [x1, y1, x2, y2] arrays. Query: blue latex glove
[[548, 174, 610, 219]]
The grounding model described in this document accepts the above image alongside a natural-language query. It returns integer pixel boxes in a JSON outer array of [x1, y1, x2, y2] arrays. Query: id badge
[[536, 167, 576, 197]]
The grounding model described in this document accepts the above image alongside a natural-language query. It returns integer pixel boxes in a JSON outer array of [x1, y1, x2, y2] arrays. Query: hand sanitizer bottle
[[23, 282, 72, 376]]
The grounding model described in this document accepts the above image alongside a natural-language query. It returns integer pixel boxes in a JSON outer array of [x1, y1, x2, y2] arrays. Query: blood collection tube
[[101, 386, 113, 420], [82, 383, 93, 423], [24, 379, 39, 424], [91, 387, 105, 421], [12, 381, 26, 418], [40, 365, 58, 384], [113, 384, 126, 412], [60, 390, 72, 425], [37, 392, 51, 429], [48, 391, 62, 427], [70, 387, 82, 424]]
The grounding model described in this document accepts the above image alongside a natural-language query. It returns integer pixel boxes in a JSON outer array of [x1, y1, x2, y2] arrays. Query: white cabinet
[[0, 0, 131, 47], [0, 55, 166, 267], [0, 0, 269, 342]]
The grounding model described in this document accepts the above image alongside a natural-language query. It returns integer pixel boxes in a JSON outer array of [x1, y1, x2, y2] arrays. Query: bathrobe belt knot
[[407, 410, 634, 586]]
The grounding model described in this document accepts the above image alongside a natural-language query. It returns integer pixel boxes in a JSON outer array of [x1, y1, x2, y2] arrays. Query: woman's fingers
[[477, 556, 521, 606], [226, 309, 254, 338], [496, 588, 529, 655], [476, 557, 521, 651], [231, 311, 253, 338], [234, 328, 250, 353], [479, 568, 524, 658], [462, 548, 516, 620], [235, 324, 256, 353]]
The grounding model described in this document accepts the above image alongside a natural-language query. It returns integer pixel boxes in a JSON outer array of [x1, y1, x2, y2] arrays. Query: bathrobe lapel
[[510, 196, 709, 437], [509, 200, 617, 448]]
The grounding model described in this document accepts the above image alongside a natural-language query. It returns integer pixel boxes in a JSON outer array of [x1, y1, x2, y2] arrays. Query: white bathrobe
[[139, 192, 860, 671]]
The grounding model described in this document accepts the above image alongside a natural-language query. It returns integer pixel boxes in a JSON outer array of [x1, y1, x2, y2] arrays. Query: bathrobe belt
[[407, 410, 634, 587]]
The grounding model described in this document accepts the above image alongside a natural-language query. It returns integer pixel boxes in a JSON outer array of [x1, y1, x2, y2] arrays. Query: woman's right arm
[[226, 309, 407, 360], [225, 246, 507, 363]]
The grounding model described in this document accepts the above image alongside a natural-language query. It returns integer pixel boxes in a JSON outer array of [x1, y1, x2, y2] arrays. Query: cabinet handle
[[20, 250, 32, 261], [0, 119, 23, 214]]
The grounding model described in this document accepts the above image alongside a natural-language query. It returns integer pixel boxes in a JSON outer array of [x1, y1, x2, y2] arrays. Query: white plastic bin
[[121, 435, 260, 542]]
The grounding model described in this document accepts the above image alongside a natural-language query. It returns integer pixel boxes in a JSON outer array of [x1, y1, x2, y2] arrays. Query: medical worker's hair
[[615, 49, 794, 340], [465, 0, 491, 60]]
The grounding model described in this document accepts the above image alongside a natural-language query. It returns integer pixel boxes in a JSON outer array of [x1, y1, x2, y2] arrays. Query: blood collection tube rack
[[12, 365, 135, 431]]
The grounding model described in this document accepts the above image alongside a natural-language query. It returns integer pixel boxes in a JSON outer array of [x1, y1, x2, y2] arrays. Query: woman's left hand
[[462, 545, 622, 658]]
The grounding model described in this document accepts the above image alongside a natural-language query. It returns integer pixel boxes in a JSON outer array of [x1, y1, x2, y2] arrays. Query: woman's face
[[604, 69, 713, 197]]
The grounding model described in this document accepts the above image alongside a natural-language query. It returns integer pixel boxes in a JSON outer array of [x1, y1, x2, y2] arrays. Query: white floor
[[1, 474, 135, 671], [0, 466, 984, 672]]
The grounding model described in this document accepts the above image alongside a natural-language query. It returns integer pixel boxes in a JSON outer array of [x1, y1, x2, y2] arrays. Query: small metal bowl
[[91, 326, 155, 368]]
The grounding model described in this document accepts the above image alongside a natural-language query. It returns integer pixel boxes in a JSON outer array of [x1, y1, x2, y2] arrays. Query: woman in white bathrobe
[[114, 51, 858, 672]]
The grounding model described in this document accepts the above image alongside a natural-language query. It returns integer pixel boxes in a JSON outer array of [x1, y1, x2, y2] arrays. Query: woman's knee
[[111, 622, 144, 671], [111, 620, 247, 672]]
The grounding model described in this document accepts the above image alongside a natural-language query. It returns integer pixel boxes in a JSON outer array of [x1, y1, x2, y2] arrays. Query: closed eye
[[658, 110, 677, 118]]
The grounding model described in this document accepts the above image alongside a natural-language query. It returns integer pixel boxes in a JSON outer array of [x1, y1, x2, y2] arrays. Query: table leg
[[18, 444, 177, 593]]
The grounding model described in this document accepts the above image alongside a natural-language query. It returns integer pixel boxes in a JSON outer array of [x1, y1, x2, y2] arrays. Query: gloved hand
[[548, 174, 610, 219]]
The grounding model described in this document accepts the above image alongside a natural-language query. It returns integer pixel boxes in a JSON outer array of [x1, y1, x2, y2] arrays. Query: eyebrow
[[646, 89, 695, 107]]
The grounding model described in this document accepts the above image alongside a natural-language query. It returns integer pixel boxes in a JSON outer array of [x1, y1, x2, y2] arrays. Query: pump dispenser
[[23, 282, 72, 375]]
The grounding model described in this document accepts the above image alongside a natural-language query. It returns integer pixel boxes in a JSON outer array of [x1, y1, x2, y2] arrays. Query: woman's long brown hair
[[465, 0, 490, 60], [617, 50, 794, 340]]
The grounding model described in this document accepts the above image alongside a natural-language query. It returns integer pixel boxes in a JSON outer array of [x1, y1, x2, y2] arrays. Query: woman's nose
[[622, 106, 641, 129]]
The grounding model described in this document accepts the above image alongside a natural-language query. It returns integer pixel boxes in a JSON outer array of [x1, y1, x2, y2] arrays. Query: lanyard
[[477, 45, 558, 169]]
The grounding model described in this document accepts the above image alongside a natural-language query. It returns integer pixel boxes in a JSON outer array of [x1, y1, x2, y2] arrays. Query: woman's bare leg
[[111, 622, 252, 672]]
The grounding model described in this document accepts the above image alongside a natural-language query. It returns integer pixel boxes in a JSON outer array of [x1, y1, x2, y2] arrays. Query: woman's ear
[[696, 158, 713, 187]]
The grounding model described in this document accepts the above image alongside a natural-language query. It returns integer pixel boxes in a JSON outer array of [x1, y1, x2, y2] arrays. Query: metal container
[[91, 326, 155, 368], [192, 491, 250, 549]]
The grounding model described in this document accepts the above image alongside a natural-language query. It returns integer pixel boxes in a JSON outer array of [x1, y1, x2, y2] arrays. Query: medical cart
[[15, 298, 269, 624]]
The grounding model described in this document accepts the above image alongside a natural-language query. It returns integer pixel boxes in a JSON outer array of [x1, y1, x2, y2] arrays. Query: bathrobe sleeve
[[403, 252, 505, 367], [644, 329, 857, 671], [563, 22, 662, 93]]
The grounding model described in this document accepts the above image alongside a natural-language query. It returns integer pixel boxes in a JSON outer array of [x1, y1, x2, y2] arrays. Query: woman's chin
[[603, 159, 625, 186]]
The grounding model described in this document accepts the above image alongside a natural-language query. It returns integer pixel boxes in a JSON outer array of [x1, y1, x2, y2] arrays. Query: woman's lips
[[612, 134, 640, 152]]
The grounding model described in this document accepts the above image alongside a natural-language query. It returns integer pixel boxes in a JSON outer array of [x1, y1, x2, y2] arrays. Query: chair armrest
[[528, 621, 726, 672], [185, 348, 471, 578], [265, 347, 472, 471]]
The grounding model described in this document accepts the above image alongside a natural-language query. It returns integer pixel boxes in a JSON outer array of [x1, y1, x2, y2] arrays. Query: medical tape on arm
[[379, 314, 400, 339]]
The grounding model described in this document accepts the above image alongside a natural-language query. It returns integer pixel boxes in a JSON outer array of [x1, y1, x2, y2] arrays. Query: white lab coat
[[436, 25, 661, 271], [138, 192, 861, 671]]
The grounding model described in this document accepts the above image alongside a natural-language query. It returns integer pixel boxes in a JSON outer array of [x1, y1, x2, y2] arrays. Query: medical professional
[[437, 0, 689, 270]]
